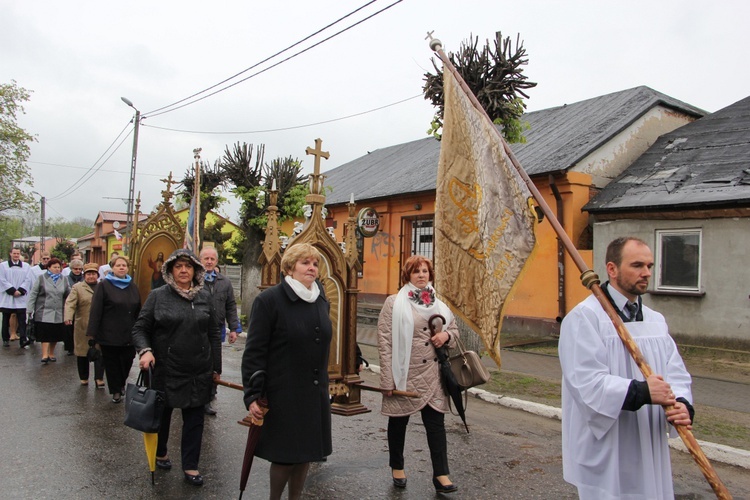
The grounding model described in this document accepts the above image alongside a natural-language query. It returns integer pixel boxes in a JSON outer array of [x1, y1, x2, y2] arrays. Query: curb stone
[[365, 365, 749, 469]]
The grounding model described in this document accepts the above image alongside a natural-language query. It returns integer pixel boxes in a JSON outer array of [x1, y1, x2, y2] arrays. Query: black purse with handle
[[124, 365, 165, 433]]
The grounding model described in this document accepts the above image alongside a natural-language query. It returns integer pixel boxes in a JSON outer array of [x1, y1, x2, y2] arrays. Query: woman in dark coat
[[86, 255, 141, 403], [132, 249, 221, 487], [242, 243, 332, 500]]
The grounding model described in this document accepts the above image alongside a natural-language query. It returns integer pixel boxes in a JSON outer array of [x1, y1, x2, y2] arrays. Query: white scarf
[[391, 282, 453, 391], [284, 275, 320, 303]]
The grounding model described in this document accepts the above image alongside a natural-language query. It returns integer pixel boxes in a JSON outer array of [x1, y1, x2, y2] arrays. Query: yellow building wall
[[326, 193, 435, 301], [502, 171, 594, 321], [175, 209, 242, 259], [325, 172, 595, 326]]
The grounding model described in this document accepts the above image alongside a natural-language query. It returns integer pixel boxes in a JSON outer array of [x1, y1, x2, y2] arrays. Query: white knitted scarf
[[284, 275, 320, 303], [391, 282, 453, 391]]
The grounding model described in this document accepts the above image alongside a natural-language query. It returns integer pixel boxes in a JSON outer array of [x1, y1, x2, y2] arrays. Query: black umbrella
[[237, 370, 268, 500], [428, 314, 469, 433]]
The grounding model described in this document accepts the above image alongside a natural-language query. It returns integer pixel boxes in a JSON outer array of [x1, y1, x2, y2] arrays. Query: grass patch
[[484, 370, 561, 407], [691, 405, 750, 451]]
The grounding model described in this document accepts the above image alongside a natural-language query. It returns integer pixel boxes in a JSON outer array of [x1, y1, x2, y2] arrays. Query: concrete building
[[586, 95, 750, 344]]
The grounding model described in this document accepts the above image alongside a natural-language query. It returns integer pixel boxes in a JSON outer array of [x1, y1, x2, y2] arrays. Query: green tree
[[220, 143, 266, 264], [220, 143, 309, 312], [0, 216, 24, 255], [423, 32, 537, 142], [0, 81, 36, 215], [51, 238, 75, 262], [46, 217, 95, 239]]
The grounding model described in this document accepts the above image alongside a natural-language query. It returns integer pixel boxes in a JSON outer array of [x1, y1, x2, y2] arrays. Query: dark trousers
[[2, 309, 27, 342], [63, 324, 74, 353], [99, 345, 135, 395], [76, 355, 104, 381], [157, 406, 205, 471], [387, 405, 449, 477]]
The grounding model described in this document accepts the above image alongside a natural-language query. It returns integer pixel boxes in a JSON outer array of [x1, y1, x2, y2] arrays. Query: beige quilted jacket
[[378, 294, 460, 417]]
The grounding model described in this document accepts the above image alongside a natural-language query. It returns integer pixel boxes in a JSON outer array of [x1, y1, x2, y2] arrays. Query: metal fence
[[220, 264, 242, 301]]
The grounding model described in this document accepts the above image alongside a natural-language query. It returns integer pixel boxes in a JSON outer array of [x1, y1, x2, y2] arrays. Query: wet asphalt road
[[1, 340, 749, 499]]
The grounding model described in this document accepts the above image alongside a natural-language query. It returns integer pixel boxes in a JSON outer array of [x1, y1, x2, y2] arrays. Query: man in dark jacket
[[200, 247, 242, 415]]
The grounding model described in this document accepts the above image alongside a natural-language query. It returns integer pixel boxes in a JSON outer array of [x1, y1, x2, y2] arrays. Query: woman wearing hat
[[64, 263, 105, 387]]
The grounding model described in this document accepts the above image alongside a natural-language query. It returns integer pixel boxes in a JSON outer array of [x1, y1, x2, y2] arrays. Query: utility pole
[[40, 196, 46, 254], [121, 97, 141, 256]]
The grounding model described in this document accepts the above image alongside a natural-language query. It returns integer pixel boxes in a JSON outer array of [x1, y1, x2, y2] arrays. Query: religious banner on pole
[[183, 148, 201, 253], [434, 65, 537, 369]]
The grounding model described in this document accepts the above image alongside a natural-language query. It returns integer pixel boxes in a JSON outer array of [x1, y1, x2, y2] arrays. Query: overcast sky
[[4, 1, 749, 224]]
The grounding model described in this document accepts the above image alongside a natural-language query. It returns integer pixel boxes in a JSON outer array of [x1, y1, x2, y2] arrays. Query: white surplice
[[559, 294, 692, 500]]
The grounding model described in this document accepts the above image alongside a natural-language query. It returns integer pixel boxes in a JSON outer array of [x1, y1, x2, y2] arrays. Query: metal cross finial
[[160, 172, 175, 203], [426, 31, 442, 52]]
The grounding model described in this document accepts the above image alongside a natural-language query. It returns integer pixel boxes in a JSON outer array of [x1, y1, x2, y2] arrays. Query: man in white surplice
[[559, 237, 694, 500]]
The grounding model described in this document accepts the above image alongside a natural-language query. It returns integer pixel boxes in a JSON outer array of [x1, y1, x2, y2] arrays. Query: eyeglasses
[[71, 268, 83, 271]]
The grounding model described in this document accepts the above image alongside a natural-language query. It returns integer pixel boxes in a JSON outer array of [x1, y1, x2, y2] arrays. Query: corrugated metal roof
[[585, 95, 750, 212], [323, 86, 705, 205]]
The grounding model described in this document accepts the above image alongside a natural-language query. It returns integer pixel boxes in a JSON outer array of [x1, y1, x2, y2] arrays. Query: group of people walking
[[1, 246, 240, 488], [2, 235, 694, 499]]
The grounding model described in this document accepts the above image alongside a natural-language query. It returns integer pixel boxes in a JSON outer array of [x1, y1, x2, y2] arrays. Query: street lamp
[[121, 97, 141, 255]]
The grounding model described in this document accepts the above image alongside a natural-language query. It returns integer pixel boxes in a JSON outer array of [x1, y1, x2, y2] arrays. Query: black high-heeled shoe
[[184, 472, 204, 486], [433, 477, 458, 493], [155, 457, 172, 470], [391, 470, 407, 488]]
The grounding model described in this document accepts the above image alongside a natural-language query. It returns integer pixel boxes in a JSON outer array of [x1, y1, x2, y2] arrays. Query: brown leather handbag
[[448, 338, 491, 390]]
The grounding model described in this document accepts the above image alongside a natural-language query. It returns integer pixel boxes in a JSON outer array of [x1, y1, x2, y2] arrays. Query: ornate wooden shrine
[[259, 138, 368, 416], [128, 173, 183, 304]]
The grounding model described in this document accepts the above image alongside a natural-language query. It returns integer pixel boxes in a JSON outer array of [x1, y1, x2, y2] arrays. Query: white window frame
[[654, 229, 702, 292]]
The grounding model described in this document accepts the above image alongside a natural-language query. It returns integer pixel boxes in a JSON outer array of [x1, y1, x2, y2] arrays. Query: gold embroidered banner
[[435, 68, 536, 369]]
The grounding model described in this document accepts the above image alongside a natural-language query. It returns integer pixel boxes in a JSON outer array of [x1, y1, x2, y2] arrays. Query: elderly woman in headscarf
[[27, 257, 70, 363], [132, 249, 221, 487], [378, 254, 460, 494]]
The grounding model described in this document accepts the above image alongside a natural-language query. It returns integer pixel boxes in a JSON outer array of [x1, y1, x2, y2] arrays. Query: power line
[[145, 0, 381, 117], [145, 0, 404, 119], [47, 123, 133, 201], [142, 94, 422, 135], [29, 160, 164, 177]]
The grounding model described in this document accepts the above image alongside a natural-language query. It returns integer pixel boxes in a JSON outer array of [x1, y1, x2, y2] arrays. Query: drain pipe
[[549, 175, 566, 322]]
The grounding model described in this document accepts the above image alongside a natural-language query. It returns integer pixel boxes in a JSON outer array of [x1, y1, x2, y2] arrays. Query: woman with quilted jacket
[[378, 255, 460, 494]]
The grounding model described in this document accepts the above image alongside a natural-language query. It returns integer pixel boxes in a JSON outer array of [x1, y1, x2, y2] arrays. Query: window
[[399, 216, 435, 286], [655, 229, 701, 291], [400, 216, 434, 261]]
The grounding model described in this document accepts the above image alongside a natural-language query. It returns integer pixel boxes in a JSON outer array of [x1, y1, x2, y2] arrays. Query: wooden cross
[[305, 138, 329, 177]]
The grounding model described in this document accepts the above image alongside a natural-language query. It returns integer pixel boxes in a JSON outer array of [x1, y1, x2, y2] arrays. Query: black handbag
[[86, 339, 101, 362], [124, 366, 165, 433], [449, 338, 491, 390]]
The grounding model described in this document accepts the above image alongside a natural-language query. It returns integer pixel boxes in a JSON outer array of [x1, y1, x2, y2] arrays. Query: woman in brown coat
[[378, 255, 460, 494], [64, 263, 104, 387]]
